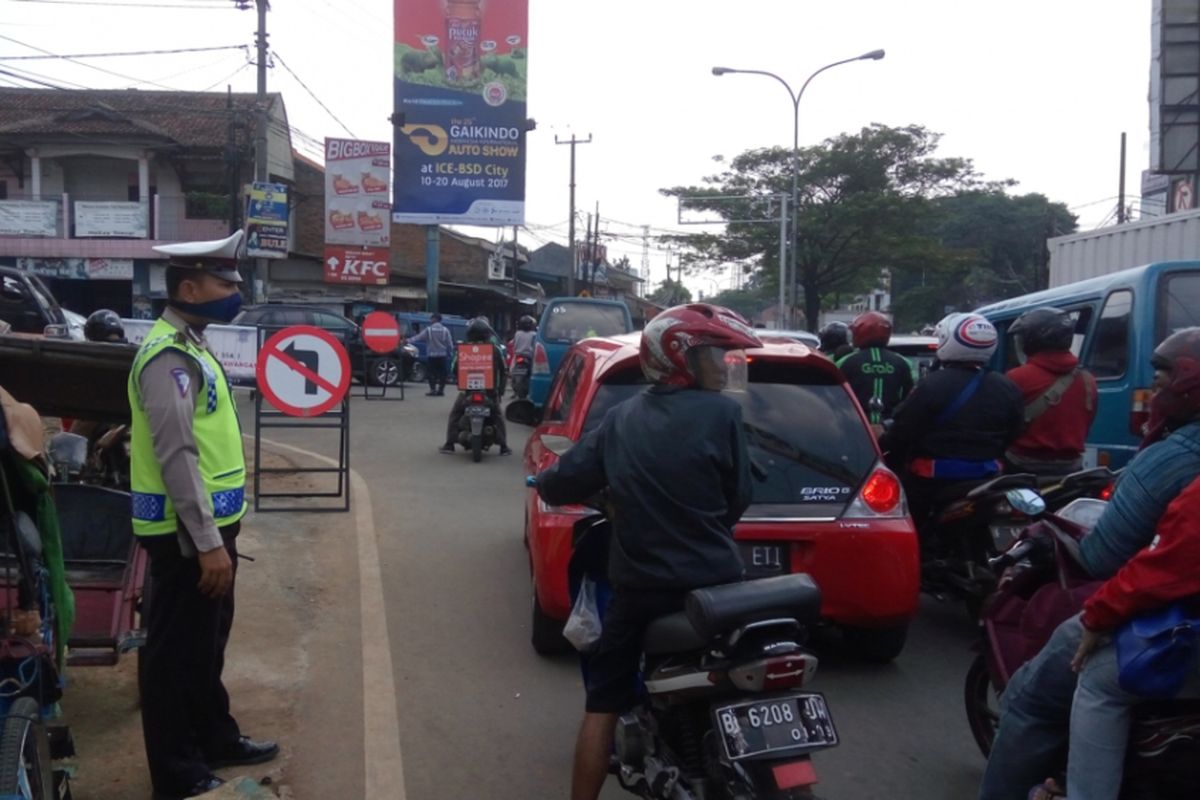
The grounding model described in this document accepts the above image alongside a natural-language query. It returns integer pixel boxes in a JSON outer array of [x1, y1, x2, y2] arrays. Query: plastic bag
[[563, 576, 603, 653]]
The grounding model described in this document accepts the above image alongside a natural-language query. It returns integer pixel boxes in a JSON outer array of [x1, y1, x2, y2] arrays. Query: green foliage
[[185, 192, 231, 221], [649, 279, 692, 305], [394, 44, 527, 101]]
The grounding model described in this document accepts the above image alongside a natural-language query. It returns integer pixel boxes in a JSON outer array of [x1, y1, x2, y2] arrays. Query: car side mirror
[[539, 433, 573, 456], [505, 399, 541, 427]]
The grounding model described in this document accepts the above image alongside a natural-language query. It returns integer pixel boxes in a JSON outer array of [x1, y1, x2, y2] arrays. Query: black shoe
[[426, 391, 438, 396], [499, 446, 513, 456], [439, 444, 455, 454], [152, 775, 225, 800], [435, 390, 446, 396], [206, 736, 279, 768]]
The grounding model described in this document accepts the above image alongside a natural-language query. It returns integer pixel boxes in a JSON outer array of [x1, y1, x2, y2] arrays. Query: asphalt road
[[253, 385, 988, 800]]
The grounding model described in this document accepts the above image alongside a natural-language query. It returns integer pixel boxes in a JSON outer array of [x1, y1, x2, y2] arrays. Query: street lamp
[[712, 49, 885, 329]]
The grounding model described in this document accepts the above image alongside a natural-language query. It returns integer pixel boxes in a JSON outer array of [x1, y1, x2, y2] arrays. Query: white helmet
[[935, 312, 998, 363]]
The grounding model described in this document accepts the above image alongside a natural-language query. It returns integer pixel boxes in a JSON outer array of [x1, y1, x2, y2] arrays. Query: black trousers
[[444, 390, 507, 448], [427, 356, 447, 393], [139, 522, 242, 795]]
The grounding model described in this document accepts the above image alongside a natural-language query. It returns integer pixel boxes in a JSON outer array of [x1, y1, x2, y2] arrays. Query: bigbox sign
[[325, 138, 391, 248], [392, 0, 528, 226]]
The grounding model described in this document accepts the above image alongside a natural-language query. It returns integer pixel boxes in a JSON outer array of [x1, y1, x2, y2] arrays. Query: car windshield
[[542, 302, 630, 344], [582, 361, 876, 513]]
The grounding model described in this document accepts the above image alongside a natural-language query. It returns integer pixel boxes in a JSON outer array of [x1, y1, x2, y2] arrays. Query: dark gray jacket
[[538, 386, 752, 590]]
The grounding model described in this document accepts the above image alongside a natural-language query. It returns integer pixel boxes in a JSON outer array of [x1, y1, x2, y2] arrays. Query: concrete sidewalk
[[60, 443, 365, 800]]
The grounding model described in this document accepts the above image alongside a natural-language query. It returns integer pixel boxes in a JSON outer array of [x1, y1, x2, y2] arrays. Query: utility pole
[[249, 0, 270, 303], [511, 225, 520, 312], [226, 86, 240, 236], [1118, 132, 1128, 224], [592, 201, 600, 294], [640, 224, 650, 299], [555, 133, 592, 296]]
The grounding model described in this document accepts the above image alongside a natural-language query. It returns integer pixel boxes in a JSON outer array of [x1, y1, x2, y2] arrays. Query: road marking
[[245, 434, 406, 800]]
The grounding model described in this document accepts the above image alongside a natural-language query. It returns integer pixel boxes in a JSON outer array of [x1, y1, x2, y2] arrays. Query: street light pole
[[713, 49, 884, 329]]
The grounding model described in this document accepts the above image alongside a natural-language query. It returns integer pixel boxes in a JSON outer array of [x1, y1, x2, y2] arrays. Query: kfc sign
[[323, 245, 390, 285]]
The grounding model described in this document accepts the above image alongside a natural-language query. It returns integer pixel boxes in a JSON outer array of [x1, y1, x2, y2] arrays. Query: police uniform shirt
[[137, 307, 226, 555]]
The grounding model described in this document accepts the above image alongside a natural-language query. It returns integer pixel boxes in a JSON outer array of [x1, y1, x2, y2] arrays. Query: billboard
[[324, 245, 391, 285], [393, 0, 528, 226], [246, 181, 289, 258], [325, 138, 392, 247]]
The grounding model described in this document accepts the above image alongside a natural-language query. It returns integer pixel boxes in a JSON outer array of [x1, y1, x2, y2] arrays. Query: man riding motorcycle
[[978, 327, 1200, 800], [1004, 307, 1098, 475], [440, 318, 511, 456], [84, 309, 127, 344], [879, 312, 1023, 528], [818, 320, 854, 362], [512, 314, 537, 359], [837, 311, 914, 432], [534, 303, 760, 800]]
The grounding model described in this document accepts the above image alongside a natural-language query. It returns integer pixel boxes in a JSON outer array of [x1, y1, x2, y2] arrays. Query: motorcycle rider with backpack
[[534, 303, 760, 800], [979, 327, 1200, 800], [440, 318, 511, 455], [1004, 308, 1098, 475], [838, 311, 914, 433], [879, 312, 1023, 528]]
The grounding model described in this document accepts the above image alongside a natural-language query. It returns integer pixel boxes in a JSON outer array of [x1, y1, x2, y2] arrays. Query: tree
[[889, 191, 1078, 330], [649, 279, 692, 305], [663, 124, 990, 330]]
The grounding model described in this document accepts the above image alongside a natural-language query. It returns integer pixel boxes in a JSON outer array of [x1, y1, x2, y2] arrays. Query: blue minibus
[[528, 298, 635, 408], [975, 261, 1200, 469]]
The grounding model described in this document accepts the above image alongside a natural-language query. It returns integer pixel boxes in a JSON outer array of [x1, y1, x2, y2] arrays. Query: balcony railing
[[0, 194, 230, 242]]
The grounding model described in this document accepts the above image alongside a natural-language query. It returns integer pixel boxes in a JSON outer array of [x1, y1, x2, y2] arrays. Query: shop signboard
[[392, 0, 528, 226]]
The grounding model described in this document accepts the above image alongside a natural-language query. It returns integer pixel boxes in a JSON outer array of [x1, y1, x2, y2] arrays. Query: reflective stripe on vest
[[128, 317, 246, 536]]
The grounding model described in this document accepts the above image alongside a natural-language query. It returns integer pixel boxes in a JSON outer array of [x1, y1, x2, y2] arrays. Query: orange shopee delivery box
[[457, 343, 495, 390]]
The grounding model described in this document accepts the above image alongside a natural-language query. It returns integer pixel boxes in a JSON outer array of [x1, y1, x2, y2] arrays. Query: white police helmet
[[935, 312, 998, 363]]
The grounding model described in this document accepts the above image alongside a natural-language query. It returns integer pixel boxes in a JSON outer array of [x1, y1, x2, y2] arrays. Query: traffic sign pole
[[360, 311, 406, 402]]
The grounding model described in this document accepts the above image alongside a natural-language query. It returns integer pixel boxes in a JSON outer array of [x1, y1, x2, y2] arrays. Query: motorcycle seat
[[965, 473, 1037, 499], [686, 573, 822, 641], [642, 612, 708, 656]]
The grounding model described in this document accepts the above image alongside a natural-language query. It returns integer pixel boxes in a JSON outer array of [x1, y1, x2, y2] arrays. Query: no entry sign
[[257, 325, 351, 417], [361, 311, 401, 354]]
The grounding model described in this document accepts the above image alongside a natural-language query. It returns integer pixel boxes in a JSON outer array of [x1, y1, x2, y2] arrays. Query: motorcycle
[[510, 353, 531, 400], [48, 426, 131, 490], [455, 390, 499, 462], [964, 491, 1200, 798], [917, 467, 1116, 616], [551, 485, 838, 800]]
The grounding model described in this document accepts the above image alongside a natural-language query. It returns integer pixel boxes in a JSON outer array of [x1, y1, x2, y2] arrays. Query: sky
[[0, 0, 1155, 300]]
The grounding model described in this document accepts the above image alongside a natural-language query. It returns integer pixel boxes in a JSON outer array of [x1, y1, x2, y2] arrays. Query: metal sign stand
[[251, 325, 351, 513], [360, 350, 406, 402]]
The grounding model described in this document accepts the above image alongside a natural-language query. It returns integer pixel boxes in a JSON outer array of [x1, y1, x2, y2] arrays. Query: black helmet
[[84, 309, 126, 343], [466, 317, 494, 343], [518, 314, 536, 332], [1009, 307, 1074, 358], [818, 321, 850, 353]]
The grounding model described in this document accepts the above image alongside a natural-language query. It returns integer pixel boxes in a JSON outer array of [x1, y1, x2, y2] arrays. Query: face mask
[[170, 292, 243, 324]]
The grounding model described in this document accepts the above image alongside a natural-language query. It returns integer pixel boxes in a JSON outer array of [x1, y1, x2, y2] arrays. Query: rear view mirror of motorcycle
[[48, 432, 88, 477], [540, 434, 574, 457], [1005, 487, 1046, 517]]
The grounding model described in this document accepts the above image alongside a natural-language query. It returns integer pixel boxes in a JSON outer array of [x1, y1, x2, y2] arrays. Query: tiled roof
[[0, 88, 281, 149]]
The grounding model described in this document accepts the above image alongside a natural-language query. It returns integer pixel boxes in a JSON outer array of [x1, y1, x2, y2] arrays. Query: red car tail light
[[843, 464, 907, 519], [1099, 482, 1115, 501], [533, 342, 550, 375], [728, 653, 817, 692]]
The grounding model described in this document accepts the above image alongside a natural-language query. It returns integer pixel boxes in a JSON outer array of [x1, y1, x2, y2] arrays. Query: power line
[[198, 61, 252, 92], [0, 33, 183, 90], [272, 51, 356, 138], [8, 0, 234, 8], [0, 44, 247, 60]]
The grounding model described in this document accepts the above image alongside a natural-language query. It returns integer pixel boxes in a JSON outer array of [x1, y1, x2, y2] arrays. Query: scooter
[[510, 354, 531, 400], [543, 478, 839, 800], [964, 491, 1200, 798], [455, 390, 499, 463]]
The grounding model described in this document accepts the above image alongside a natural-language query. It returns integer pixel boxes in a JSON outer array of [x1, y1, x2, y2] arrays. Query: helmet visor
[[690, 345, 749, 392], [1013, 335, 1028, 365]]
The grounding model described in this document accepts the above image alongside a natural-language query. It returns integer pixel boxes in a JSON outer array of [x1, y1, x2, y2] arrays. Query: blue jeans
[[979, 614, 1083, 800], [1068, 636, 1200, 800]]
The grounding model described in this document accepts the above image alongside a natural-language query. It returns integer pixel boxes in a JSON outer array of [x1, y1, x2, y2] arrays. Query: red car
[[522, 334, 921, 662]]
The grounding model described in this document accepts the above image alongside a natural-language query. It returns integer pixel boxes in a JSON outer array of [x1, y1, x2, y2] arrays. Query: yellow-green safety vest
[[128, 317, 246, 536]]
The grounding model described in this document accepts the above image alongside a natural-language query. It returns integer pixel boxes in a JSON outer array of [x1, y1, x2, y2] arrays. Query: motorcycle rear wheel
[[964, 652, 1000, 757]]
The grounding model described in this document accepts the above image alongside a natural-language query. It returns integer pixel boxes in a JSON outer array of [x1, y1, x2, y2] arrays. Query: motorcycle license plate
[[713, 693, 837, 760], [466, 405, 490, 417], [739, 543, 786, 578]]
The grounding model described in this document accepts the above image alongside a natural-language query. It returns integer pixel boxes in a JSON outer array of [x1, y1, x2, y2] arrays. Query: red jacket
[[1082, 475, 1200, 631], [1005, 351, 1097, 460]]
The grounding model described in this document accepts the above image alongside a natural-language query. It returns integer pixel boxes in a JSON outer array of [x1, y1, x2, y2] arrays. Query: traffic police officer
[[129, 230, 278, 800]]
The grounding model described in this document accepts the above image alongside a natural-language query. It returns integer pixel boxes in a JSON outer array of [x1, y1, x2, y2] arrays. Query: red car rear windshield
[[583, 362, 875, 509]]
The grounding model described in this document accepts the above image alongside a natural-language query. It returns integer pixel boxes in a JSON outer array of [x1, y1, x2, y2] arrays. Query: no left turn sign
[[257, 325, 351, 417]]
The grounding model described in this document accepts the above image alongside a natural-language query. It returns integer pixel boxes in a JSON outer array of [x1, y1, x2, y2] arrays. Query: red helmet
[[1150, 328, 1200, 423], [640, 303, 762, 387], [849, 311, 892, 348]]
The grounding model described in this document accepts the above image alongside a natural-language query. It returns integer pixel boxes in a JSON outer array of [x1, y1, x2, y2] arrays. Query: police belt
[[908, 457, 1003, 480]]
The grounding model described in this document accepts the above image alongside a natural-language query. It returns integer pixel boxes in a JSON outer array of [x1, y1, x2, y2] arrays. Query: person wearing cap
[[129, 230, 277, 800]]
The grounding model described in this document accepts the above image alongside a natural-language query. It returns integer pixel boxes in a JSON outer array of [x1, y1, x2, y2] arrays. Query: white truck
[[1048, 208, 1200, 287]]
